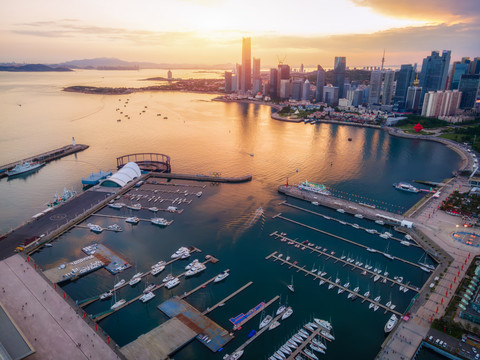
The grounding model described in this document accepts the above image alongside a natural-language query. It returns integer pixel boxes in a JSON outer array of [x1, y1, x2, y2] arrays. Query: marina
[[230, 295, 280, 330], [269, 231, 421, 292], [285, 323, 333, 360], [266, 251, 403, 316]]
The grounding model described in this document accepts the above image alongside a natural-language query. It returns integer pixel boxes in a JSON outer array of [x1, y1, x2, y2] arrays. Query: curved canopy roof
[[100, 162, 141, 187]]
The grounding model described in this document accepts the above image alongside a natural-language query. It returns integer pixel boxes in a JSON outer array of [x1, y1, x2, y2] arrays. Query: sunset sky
[[1, 0, 479, 67]]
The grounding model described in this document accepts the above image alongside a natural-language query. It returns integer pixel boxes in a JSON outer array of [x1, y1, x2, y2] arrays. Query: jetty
[[202, 281, 253, 315], [230, 295, 280, 330], [266, 252, 402, 316], [285, 324, 332, 360], [0, 143, 88, 178], [150, 172, 252, 183]]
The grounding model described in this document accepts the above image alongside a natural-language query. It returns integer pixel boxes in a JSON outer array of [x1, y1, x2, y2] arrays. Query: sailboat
[[259, 310, 273, 329], [110, 286, 126, 310], [383, 242, 394, 260], [418, 252, 434, 272], [276, 296, 286, 315], [287, 275, 294, 293]]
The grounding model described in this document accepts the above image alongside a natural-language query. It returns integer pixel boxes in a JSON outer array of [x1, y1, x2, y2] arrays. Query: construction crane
[[277, 55, 286, 66]]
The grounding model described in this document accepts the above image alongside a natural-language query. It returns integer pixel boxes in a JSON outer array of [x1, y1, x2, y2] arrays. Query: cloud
[[351, 0, 480, 22]]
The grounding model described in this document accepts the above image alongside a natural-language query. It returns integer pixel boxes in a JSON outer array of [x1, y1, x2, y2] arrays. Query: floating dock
[[43, 255, 104, 284], [0, 143, 89, 179], [230, 295, 280, 330], [203, 281, 253, 315], [82, 243, 131, 274], [150, 173, 252, 183]]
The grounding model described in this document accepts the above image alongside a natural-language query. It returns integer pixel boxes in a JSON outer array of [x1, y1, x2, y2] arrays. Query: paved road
[[0, 190, 112, 260]]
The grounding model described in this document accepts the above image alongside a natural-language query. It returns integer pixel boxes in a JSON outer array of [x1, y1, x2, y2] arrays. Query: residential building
[[419, 50, 451, 104], [458, 74, 480, 109], [421, 90, 461, 117]]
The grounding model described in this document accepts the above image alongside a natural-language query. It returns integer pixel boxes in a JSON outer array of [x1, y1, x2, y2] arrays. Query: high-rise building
[[224, 71, 232, 93], [269, 68, 278, 98], [253, 57, 261, 80], [471, 57, 480, 75], [333, 57, 346, 99], [419, 50, 451, 104], [291, 80, 303, 101], [421, 90, 461, 117], [279, 79, 291, 99], [277, 64, 290, 97], [323, 86, 339, 106], [449, 59, 470, 90], [352, 89, 363, 107], [253, 78, 262, 94], [302, 79, 311, 101], [241, 37, 251, 92], [458, 74, 480, 109], [234, 63, 242, 92], [382, 70, 395, 105], [393, 64, 415, 105], [368, 70, 382, 105], [167, 70, 172, 80], [405, 86, 422, 112], [315, 65, 325, 102]]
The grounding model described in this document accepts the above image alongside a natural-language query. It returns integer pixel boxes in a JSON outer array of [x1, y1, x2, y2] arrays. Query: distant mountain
[[0, 64, 72, 72], [55, 57, 233, 70]]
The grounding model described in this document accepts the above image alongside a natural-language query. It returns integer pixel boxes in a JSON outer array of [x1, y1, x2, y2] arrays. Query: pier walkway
[[282, 201, 420, 248], [150, 172, 252, 183], [266, 252, 402, 316], [232, 295, 280, 330], [270, 231, 420, 292], [0, 143, 89, 178], [286, 325, 329, 360], [273, 213, 427, 271], [202, 281, 253, 315], [179, 270, 229, 299]]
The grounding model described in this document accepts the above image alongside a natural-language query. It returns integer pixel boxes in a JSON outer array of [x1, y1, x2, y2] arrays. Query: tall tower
[[382, 70, 395, 105], [253, 57, 261, 80], [381, 49, 385, 71], [368, 70, 382, 105], [393, 64, 415, 105], [333, 57, 346, 99], [241, 37, 251, 92], [315, 65, 325, 102], [419, 50, 451, 105]]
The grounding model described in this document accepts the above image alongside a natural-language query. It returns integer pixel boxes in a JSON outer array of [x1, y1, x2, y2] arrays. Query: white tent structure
[[100, 162, 141, 187]]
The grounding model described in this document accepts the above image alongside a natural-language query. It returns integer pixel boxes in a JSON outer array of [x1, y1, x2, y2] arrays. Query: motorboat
[[373, 275, 380, 282], [100, 290, 113, 300], [151, 265, 165, 275], [89, 224, 103, 233], [171, 247, 190, 258], [337, 209, 345, 213], [165, 277, 180, 289], [185, 263, 206, 277], [374, 296, 381, 302], [384, 314, 398, 333], [127, 203, 142, 210], [223, 350, 244, 360], [151, 217, 169, 226], [143, 283, 156, 293], [108, 203, 124, 209], [366, 248, 376, 253], [400, 241, 411, 247], [185, 259, 199, 270], [114, 279, 125, 288], [139, 291, 155, 303], [107, 224, 122, 231], [162, 274, 174, 283], [129, 276, 142, 286], [214, 271, 230, 283], [354, 214, 364, 219], [111, 299, 126, 310], [125, 217, 139, 224]]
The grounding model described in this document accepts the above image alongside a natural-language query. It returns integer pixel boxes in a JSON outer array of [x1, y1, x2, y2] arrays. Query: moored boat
[[7, 161, 45, 176], [384, 314, 398, 333]]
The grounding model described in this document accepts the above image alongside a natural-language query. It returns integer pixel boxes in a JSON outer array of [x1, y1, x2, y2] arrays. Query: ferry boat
[[111, 299, 126, 310], [125, 217, 139, 224], [151, 217, 169, 226], [393, 182, 420, 193], [214, 271, 230, 283], [7, 161, 45, 176], [165, 277, 180, 289], [384, 314, 398, 333], [298, 181, 331, 196], [139, 291, 155, 303]]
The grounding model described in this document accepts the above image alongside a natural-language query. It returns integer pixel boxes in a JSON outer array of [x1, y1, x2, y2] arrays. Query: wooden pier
[[232, 295, 280, 330], [150, 173, 252, 183], [273, 213, 427, 271], [281, 201, 420, 248], [266, 252, 402, 316], [269, 232, 419, 292], [179, 270, 229, 299], [0, 143, 89, 178], [286, 325, 329, 360], [202, 281, 253, 315], [89, 213, 177, 222]]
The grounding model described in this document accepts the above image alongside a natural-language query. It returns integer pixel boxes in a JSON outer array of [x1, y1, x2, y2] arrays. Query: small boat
[[127, 203, 142, 210], [114, 279, 125, 288], [196, 191, 203, 197], [144, 283, 156, 293], [312, 201, 319, 206], [320, 330, 335, 340], [89, 224, 103, 233], [375, 220, 385, 225], [276, 305, 286, 315], [223, 350, 244, 360], [151, 265, 165, 275], [373, 275, 380, 282], [363, 291, 370, 297], [374, 305, 379, 311], [287, 276, 294, 293], [366, 248, 376, 253], [165, 277, 180, 289], [148, 207, 159, 212], [100, 291, 113, 300], [400, 241, 411, 247], [268, 320, 280, 330], [384, 314, 398, 333], [337, 209, 345, 213], [44, 243, 53, 247], [314, 318, 332, 331], [125, 217, 139, 224], [354, 214, 364, 219], [129, 277, 142, 286], [139, 291, 155, 303], [214, 271, 230, 283], [281, 307, 293, 320], [151, 217, 169, 226], [259, 315, 273, 329], [312, 337, 327, 350], [374, 296, 381, 302], [310, 344, 325, 354], [111, 299, 126, 310], [109, 203, 124, 209]]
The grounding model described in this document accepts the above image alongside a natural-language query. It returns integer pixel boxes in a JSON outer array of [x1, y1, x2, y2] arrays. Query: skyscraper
[[315, 65, 325, 102], [449, 58, 470, 90], [405, 86, 422, 112], [393, 64, 415, 105], [368, 70, 382, 105], [269, 68, 278, 98], [419, 50, 451, 104], [458, 74, 480, 109], [382, 70, 395, 105], [323, 86, 339, 106], [253, 57, 261, 80], [224, 71, 232, 93], [301, 79, 311, 101], [291, 80, 303, 101], [241, 37, 251, 92], [333, 57, 346, 99], [277, 64, 290, 97]]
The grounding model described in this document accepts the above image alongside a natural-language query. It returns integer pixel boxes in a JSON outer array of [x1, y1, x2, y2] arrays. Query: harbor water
[[0, 70, 461, 359]]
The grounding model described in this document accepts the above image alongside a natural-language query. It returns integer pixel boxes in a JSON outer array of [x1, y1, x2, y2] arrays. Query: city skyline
[[1, 0, 479, 66]]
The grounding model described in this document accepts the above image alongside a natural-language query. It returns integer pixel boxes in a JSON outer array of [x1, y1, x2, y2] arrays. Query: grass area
[[440, 124, 480, 152], [395, 115, 448, 131]]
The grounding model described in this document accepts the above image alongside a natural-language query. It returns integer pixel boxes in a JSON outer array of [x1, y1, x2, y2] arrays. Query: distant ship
[[298, 181, 331, 196], [393, 182, 420, 193], [7, 161, 45, 176]]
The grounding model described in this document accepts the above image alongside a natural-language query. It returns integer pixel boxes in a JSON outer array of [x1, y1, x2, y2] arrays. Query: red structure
[[413, 123, 423, 132]]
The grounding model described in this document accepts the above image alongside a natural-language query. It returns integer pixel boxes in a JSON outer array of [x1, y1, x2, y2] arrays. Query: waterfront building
[[224, 71, 232, 93], [315, 65, 325, 102], [269, 68, 278, 98], [393, 64, 415, 105], [419, 50, 451, 105], [449, 58, 471, 90], [352, 89, 363, 107], [368, 70, 382, 105], [333, 56, 346, 99], [405, 86, 422, 112], [241, 37, 251, 92], [167, 70, 172, 80], [277, 64, 290, 97], [253, 57, 261, 81], [382, 70, 395, 105], [302, 79, 311, 101], [291, 80, 303, 101], [323, 86, 339, 106], [458, 74, 480, 109], [421, 90, 461, 118], [279, 79, 290, 99]]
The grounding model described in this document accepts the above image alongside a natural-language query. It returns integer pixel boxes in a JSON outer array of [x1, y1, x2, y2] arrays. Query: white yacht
[[214, 271, 230, 283], [148, 207, 159, 212], [276, 305, 286, 315], [384, 314, 398, 333], [151, 217, 169, 226], [127, 203, 142, 210], [111, 298, 126, 310], [108, 203, 124, 209], [143, 283, 156, 293], [100, 290, 113, 300], [139, 291, 155, 303], [394, 182, 420, 193], [165, 277, 180, 289], [185, 259, 199, 270], [129, 276, 142, 286], [314, 318, 332, 331], [259, 315, 273, 329], [171, 247, 190, 258], [114, 279, 125, 289], [162, 274, 174, 283], [185, 263, 206, 277], [320, 330, 334, 340], [151, 265, 165, 276], [310, 344, 325, 354], [268, 320, 280, 330], [89, 224, 103, 233], [304, 348, 319, 360], [223, 350, 244, 360], [125, 217, 139, 224], [281, 307, 293, 320]]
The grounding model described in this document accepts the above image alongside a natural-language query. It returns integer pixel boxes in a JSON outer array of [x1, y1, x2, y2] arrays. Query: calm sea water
[[0, 70, 461, 359]]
